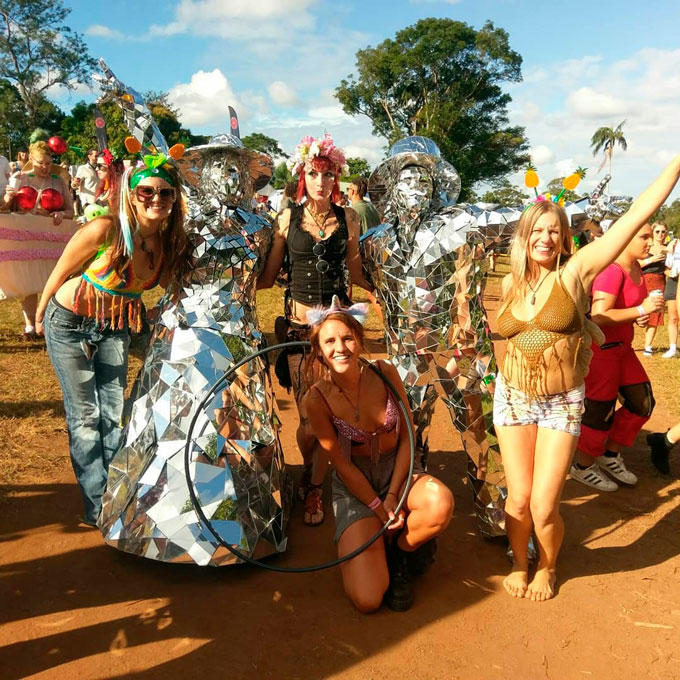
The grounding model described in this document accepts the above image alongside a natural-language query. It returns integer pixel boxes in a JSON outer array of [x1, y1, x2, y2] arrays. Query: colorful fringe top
[[73, 244, 164, 332]]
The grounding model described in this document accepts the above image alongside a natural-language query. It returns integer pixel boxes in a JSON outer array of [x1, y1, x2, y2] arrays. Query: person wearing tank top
[[573, 225, 663, 489], [258, 134, 373, 527], [34, 158, 188, 527], [304, 301, 453, 612], [638, 221, 668, 354], [494, 153, 680, 603], [663, 236, 680, 357]]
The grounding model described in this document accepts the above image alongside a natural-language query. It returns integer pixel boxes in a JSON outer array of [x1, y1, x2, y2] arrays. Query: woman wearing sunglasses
[[2, 139, 75, 339], [640, 221, 669, 356], [34, 157, 188, 526], [258, 133, 373, 526], [93, 152, 124, 208]]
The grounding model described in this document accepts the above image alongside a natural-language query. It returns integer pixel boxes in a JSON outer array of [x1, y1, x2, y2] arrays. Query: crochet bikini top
[[497, 275, 583, 395], [73, 242, 165, 331], [313, 383, 399, 462]]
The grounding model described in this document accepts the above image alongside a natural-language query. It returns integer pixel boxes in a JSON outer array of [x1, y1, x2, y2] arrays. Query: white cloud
[[567, 87, 635, 118], [168, 69, 244, 127], [268, 81, 299, 107], [555, 158, 577, 177], [85, 25, 125, 40], [529, 145, 554, 165]]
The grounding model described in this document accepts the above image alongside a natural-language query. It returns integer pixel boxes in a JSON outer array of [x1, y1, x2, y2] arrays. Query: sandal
[[303, 485, 324, 526]]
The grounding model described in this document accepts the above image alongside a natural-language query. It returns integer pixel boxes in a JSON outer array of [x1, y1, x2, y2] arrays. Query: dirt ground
[[1, 282, 680, 680]]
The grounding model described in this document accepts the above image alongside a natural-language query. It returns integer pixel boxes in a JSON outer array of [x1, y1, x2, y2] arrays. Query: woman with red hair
[[259, 133, 373, 526]]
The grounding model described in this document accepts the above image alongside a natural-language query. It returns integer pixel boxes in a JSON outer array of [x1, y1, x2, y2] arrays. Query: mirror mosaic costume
[[361, 137, 510, 537], [95, 63, 288, 566]]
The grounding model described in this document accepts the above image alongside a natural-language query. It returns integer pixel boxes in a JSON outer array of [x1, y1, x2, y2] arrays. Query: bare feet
[[526, 567, 556, 602], [503, 565, 528, 598]]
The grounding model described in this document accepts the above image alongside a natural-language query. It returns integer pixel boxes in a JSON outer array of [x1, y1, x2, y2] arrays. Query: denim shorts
[[492, 373, 585, 437]]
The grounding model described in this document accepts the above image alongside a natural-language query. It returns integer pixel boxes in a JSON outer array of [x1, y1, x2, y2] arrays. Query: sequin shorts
[[492, 373, 585, 436]]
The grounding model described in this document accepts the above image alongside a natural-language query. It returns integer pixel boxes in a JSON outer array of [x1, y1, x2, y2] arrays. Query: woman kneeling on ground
[[35, 158, 188, 526], [495, 153, 680, 602], [305, 297, 453, 612]]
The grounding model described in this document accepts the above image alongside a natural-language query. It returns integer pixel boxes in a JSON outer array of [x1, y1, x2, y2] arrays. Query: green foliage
[[272, 161, 294, 190], [0, 0, 96, 126], [346, 156, 371, 182], [545, 178, 582, 202], [655, 199, 680, 234], [0, 78, 63, 157], [335, 18, 529, 200], [480, 180, 528, 206], [590, 120, 627, 157], [242, 132, 288, 159]]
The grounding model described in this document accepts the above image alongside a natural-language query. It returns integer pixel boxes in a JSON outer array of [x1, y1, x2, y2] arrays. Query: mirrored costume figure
[[95, 63, 288, 566], [361, 136, 505, 537]]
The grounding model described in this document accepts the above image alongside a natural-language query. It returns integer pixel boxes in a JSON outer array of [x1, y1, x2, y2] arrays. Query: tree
[[335, 18, 529, 199], [271, 161, 294, 190], [0, 0, 96, 127], [346, 157, 371, 182], [655, 199, 680, 235], [590, 120, 627, 180], [545, 177, 582, 203], [242, 132, 288, 159], [0, 78, 63, 158], [480, 179, 528, 206]]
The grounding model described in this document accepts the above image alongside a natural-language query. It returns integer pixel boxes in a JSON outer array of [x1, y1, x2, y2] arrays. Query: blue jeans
[[44, 297, 130, 524]]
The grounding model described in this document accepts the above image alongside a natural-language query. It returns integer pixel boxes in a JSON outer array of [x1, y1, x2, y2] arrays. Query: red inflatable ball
[[15, 186, 38, 211], [48, 136, 67, 155], [40, 188, 64, 212]]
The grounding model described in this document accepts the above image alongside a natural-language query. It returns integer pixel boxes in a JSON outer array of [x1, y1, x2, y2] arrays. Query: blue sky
[[55, 0, 680, 200]]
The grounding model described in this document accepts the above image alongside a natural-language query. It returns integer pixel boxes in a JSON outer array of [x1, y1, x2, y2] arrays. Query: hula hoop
[[183, 340, 416, 572]]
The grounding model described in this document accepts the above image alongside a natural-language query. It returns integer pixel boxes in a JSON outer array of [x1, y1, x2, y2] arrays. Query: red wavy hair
[[296, 155, 341, 204]]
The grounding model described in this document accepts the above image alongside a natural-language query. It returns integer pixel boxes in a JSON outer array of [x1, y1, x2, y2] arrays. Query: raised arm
[[573, 153, 680, 288], [256, 210, 288, 290], [35, 218, 112, 330], [344, 207, 373, 292]]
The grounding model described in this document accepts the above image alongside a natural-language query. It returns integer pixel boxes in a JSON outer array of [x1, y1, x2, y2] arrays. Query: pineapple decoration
[[524, 163, 540, 198], [555, 166, 587, 204]]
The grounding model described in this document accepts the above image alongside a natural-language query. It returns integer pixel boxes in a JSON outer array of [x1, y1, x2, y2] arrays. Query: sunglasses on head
[[134, 185, 176, 202], [312, 241, 330, 273]]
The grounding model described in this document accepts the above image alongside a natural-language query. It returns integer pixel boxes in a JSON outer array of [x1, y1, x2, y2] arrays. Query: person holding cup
[[571, 223, 665, 492], [639, 221, 669, 356]]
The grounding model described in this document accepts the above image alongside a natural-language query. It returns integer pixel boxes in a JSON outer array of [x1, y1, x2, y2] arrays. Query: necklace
[[527, 270, 552, 305], [305, 204, 332, 239], [331, 366, 362, 422], [138, 234, 156, 270]]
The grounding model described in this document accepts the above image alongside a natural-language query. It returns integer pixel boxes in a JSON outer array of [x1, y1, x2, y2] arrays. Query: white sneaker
[[595, 454, 638, 485], [662, 348, 677, 359], [642, 347, 653, 357], [570, 464, 619, 492]]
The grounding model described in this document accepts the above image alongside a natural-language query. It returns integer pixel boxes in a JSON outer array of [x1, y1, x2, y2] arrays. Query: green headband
[[130, 163, 176, 189]]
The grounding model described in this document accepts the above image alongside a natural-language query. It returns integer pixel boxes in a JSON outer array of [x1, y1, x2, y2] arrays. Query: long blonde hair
[[500, 201, 573, 312]]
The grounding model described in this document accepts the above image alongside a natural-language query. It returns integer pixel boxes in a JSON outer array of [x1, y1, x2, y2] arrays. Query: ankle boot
[[647, 431, 675, 475], [384, 541, 414, 612]]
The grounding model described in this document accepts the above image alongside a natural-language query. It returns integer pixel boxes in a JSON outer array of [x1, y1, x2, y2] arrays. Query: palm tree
[[590, 120, 628, 180]]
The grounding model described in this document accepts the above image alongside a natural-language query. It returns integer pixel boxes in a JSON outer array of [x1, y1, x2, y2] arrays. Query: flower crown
[[287, 133, 349, 177], [306, 295, 368, 327], [524, 165, 586, 207]]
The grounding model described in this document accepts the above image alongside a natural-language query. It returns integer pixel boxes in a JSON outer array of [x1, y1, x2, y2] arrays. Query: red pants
[[577, 343, 654, 457]]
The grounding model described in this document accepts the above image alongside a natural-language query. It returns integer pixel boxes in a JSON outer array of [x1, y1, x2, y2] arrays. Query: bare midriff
[[500, 332, 585, 396]]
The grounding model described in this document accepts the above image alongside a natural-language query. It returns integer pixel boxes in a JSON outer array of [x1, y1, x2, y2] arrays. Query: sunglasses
[[312, 241, 330, 273], [654, 230, 667, 234], [96, 163, 109, 170], [134, 185, 176, 202]]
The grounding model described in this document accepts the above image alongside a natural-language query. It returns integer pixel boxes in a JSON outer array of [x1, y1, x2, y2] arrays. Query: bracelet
[[367, 496, 382, 511], [636, 305, 646, 317]]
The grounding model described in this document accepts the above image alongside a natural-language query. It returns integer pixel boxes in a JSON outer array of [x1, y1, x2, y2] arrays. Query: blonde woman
[[495, 154, 680, 602], [639, 221, 668, 355]]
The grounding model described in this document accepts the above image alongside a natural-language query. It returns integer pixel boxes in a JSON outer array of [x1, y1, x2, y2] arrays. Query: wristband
[[367, 496, 382, 511], [636, 305, 646, 317]]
